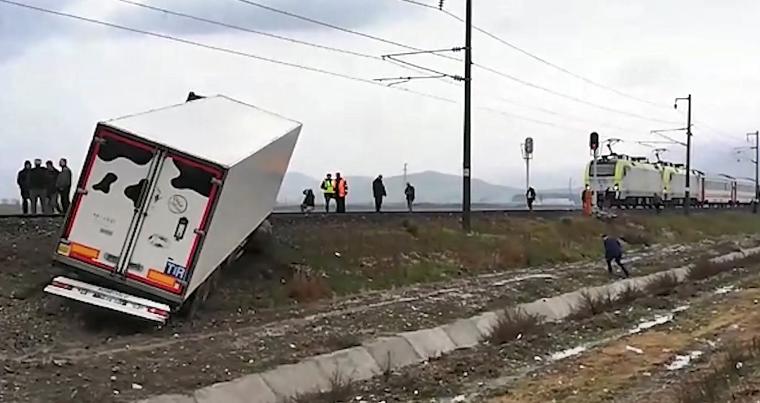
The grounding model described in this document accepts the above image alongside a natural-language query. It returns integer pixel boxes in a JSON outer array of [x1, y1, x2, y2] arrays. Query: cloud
[[0, 0, 76, 62], [113, 0, 416, 35]]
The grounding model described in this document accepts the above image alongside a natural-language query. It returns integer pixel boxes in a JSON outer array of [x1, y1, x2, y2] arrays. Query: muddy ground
[[0, 214, 758, 402], [349, 255, 760, 402]]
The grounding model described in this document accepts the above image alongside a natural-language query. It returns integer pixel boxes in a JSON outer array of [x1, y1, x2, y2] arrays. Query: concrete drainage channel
[[138, 247, 760, 403]]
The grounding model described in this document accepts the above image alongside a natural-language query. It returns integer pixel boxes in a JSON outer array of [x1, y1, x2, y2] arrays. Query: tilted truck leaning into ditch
[[44, 95, 301, 323]]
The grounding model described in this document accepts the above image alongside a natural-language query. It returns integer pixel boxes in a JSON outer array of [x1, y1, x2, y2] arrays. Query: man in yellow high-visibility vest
[[320, 173, 335, 213]]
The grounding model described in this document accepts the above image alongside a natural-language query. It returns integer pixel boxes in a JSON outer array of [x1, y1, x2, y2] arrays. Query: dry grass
[[290, 370, 354, 403], [645, 272, 680, 296], [569, 290, 618, 320], [675, 338, 760, 403], [286, 268, 332, 303], [487, 308, 545, 345], [326, 333, 361, 350], [616, 283, 644, 304], [687, 259, 731, 281]]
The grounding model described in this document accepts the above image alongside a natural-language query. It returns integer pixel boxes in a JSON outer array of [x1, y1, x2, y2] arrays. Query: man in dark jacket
[[56, 158, 72, 213], [28, 159, 48, 215], [526, 186, 536, 211], [602, 234, 629, 278], [372, 175, 387, 213], [16, 160, 32, 214], [44, 160, 60, 214], [405, 182, 415, 212]]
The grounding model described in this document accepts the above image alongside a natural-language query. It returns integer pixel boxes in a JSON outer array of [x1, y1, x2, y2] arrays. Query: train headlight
[[613, 184, 619, 191]]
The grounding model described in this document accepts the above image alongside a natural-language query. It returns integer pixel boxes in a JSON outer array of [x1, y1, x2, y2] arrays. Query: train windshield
[[588, 161, 616, 177]]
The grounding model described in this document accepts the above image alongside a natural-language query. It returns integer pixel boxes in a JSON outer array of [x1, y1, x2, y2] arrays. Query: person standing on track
[[28, 159, 48, 215], [372, 175, 386, 213], [582, 185, 592, 216], [405, 182, 416, 212], [334, 172, 348, 213], [526, 186, 536, 211], [320, 173, 335, 213], [16, 160, 32, 215], [56, 158, 72, 213], [44, 160, 60, 214], [602, 234, 629, 278]]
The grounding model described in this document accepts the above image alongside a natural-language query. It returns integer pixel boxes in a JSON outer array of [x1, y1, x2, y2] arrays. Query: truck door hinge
[[194, 228, 206, 236], [94, 136, 106, 144], [210, 177, 222, 186], [76, 188, 88, 195]]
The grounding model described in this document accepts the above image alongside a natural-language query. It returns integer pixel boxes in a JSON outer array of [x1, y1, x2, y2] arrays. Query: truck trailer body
[[45, 95, 301, 322]]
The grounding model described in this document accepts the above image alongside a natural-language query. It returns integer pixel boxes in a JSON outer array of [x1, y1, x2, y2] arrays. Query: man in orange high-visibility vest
[[582, 185, 593, 216], [335, 172, 348, 213]]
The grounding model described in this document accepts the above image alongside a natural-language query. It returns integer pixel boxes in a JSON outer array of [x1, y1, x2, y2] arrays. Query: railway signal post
[[522, 137, 534, 192], [748, 131, 759, 213], [674, 95, 692, 215], [589, 132, 600, 210], [462, 0, 473, 232]]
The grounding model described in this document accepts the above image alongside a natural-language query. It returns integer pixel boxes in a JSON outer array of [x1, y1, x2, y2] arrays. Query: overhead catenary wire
[[393, 0, 674, 110], [114, 0, 454, 84], [233, 0, 684, 127], [0, 0, 587, 134]]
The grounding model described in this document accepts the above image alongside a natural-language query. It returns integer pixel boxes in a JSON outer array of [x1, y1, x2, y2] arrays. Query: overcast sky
[[2, 0, 759, 199]]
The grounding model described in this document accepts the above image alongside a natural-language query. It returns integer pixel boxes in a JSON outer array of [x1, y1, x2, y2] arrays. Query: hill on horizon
[[277, 170, 524, 205]]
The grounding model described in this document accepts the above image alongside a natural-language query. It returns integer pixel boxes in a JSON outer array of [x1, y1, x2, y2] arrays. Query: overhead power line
[[0, 0, 584, 134], [395, 0, 671, 110], [234, 0, 683, 126], [0, 0, 452, 104]]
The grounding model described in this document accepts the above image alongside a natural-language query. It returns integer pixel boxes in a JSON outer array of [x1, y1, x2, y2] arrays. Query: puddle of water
[[629, 314, 674, 334], [666, 351, 703, 370], [714, 285, 736, 295], [550, 346, 587, 361], [492, 274, 556, 287], [671, 305, 690, 313]]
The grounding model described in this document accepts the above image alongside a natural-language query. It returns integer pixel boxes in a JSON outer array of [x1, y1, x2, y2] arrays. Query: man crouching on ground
[[602, 234, 630, 278]]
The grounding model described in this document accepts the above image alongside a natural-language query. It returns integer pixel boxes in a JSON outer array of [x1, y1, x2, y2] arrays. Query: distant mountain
[[277, 170, 522, 205]]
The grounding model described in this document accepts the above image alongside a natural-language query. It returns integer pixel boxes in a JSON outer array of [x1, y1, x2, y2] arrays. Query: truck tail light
[[147, 307, 170, 319]]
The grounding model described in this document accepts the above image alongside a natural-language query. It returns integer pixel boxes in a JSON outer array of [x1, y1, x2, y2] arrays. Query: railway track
[[0, 206, 751, 221]]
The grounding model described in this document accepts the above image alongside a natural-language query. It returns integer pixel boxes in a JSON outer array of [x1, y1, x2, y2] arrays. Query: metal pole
[[752, 131, 760, 214], [526, 157, 530, 190], [462, 0, 472, 232], [684, 94, 692, 215], [751, 131, 760, 213], [592, 149, 598, 209]]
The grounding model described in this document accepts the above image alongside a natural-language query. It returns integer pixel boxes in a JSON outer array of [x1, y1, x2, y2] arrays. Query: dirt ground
[[0, 213, 759, 402], [349, 257, 760, 403]]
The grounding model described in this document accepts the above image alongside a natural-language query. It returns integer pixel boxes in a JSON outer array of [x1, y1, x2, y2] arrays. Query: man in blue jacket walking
[[603, 234, 629, 278]]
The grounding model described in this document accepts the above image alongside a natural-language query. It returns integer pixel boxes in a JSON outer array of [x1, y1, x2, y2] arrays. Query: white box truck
[[44, 95, 301, 323]]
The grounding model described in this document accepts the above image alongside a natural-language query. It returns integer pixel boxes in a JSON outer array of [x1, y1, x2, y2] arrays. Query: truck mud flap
[[44, 276, 171, 324]]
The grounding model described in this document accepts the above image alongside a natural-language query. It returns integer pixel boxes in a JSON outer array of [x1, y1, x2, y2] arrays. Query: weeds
[[688, 259, 731, 281], [616, 284, 644, 305], [401, 219, 419, 238], [286, 268, 332, 303], [487, 308, 545, 345], [569, 290, 617, 319], [645, 272, 680, 296], [291, 370, 354, 403], [675, 337, 760, 403], [326, 333, 361, 350]]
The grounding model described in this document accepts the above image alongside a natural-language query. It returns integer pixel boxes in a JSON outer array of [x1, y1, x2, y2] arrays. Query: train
[[584, 154, 756, 208]]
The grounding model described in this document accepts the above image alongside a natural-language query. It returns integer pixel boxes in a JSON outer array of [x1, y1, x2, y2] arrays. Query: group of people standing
[[300, 173, 416, 213], [17, 158, 72, 215]]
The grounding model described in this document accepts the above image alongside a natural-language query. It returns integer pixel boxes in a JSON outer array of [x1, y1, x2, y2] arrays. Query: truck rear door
[[60, 129, 160, 272], [121, 153, 223, 295]]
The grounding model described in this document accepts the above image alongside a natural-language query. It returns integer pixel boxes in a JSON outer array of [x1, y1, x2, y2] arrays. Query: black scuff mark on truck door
[[97, 138, 154, 165], [124, 179, 148, 208], [169, 159, 214, 198]]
